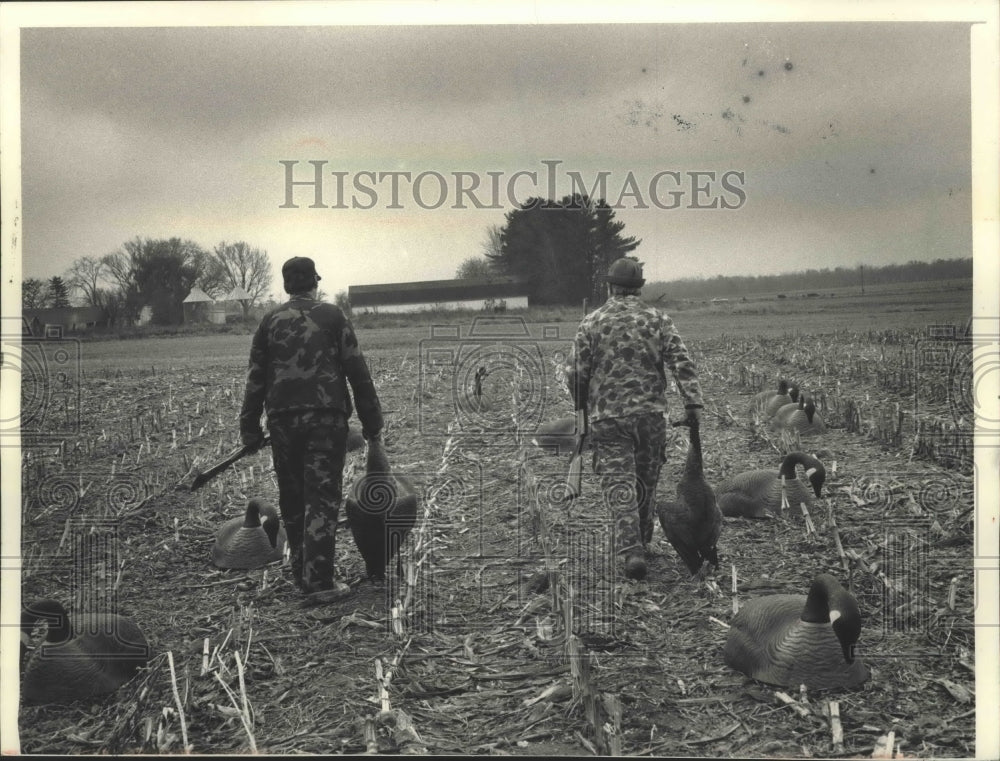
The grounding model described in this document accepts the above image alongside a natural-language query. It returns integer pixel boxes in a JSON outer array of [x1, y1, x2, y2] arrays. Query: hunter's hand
[[241, 429, 266, 452]]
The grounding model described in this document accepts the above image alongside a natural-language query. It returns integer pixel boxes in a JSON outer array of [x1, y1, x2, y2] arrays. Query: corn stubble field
[[16, 281, 980, 757]]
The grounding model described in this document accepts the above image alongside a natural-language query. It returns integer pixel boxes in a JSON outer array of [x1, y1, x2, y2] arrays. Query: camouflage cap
[[605, 257, 644, 288], [282, 257, 322, 282]]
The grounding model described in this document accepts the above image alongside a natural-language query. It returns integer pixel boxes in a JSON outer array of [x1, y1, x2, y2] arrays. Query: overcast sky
[[3, 3, 993, 298]]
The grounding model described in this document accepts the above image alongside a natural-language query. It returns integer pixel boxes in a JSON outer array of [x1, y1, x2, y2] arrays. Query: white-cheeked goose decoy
[[212, 498, 286, 569], [657, 417, 722, 577], [345, 439, 419, 581], [771, 392, 805, 426], [723, 573, 869, 689], [715, 452, 825, 519], [752, 379, 789, 415], [772, 394, 826, 437], [763, 382, 800, 419], [20, 598, 151, 704]]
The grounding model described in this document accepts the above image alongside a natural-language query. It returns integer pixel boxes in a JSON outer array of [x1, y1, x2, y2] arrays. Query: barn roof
[[222, 285, 252, 301], [183, 286, 214, 303], [348, 278, 529, 307]]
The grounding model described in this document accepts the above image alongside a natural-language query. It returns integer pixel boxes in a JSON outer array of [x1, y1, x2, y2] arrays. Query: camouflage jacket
[[240, 296, 383, 438], [565, 294, 703, 422]]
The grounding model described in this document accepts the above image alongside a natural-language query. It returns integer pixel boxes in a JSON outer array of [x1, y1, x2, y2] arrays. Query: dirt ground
[[12, 303, 981, 757]]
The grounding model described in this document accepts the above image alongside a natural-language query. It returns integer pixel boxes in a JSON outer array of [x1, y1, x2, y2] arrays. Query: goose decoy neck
[[804, 398, 817, 422], [780, 453, 825, 491], [685, 419, 703, 473], [671, 416, 702, 473], [258, 502, 282, 547], [789, 384, 800, 401], [800, 452, 825, 497], [21, 599, 72, 643], [802, 574, 862, 662], [243, 499, 266, 528], [777, 379, 789, 394], [473, 366, 488, 395]]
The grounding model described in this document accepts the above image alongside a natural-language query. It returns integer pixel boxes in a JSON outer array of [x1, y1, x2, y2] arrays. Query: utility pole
[[860, 264, 865, 295]]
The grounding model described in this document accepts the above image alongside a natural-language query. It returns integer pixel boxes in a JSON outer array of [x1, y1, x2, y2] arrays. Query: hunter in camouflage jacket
[[566, 294, 703, 419], [240, 296, 383, 440], [565, 293, 704, 580], [240, 294, 382, 594]]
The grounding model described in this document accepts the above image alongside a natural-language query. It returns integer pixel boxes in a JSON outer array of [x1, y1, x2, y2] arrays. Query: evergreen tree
[[487, 194, 639, 305], [47, 276, 71, 308]]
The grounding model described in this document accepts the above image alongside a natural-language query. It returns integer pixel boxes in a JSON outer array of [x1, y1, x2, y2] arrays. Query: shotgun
[[564, 407, 588, 501], [182, 437, 270, 491]]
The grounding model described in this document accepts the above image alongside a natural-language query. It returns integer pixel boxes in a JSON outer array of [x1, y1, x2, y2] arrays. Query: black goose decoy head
[[806, 462, 825, 498], [803, 573, 863, 663], [257, 500, 282, 549]]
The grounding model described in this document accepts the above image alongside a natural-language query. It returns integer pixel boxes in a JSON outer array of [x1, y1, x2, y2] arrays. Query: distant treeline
[[645, 258, 972, 301]]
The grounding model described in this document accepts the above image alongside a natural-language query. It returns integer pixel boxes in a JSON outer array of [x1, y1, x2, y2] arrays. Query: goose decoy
[[752, 379, 789, 415], [20, 598, 150, 704], [763, 382, 800, 419], [771, 390, 805, 425], [212, 498, 286, 569], [715, 452, 825, 519], [345, 439, 419, 581], [469, 366, 491, 412], [772, 395, 826, 437], [723, 573, 869, 689], [657, 416, 722, 577], [529, 415, 581, 455]]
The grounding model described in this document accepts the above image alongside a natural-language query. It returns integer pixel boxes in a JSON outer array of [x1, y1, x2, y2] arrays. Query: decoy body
[[657, 417, 722, 576], [20, 598, 150, 704], [763, 383, 800, 418], [771, 393, 805, 426], [715, 452, 825, 519], [752, 379, 789, 415], [212, 498, 286, 569], [469, 366, 491, 412], [345, 440, 419, 580], [530, 415, 582, 455], [723, 573, 869, 689], [772, 395, 826, 437]]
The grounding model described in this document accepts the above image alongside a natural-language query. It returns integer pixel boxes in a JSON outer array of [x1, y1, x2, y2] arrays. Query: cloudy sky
[[3, 2, 995, 299]]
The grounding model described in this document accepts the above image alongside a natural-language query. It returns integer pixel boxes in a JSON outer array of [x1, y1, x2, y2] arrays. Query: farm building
[[183, 286, 257, 324], [221, 285, 254, 321], [22, 306, 106, 336], [182, 286, 222, 324], [348, 278, 530, 314]]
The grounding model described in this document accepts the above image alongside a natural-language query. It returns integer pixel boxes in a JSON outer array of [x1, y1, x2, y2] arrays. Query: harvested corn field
[[13, 284, 988, 757]]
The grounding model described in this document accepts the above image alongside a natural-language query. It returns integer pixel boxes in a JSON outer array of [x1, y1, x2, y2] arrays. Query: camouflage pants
[[589, 412, 667, 556], [268, 410, 349, 593]]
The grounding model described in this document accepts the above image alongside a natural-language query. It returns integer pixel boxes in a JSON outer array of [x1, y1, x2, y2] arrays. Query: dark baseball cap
[[282, 256, 322, 282]]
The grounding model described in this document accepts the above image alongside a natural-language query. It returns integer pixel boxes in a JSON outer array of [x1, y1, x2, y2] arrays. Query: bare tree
[[210, 241, 273, 320], [66, 256, 107, 307], [481, 224, 503, 261], [100, 248, 144, 325], [97, 288, 126, 327], [100, 237, 211, 325], [333, 290, 352, 316]]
